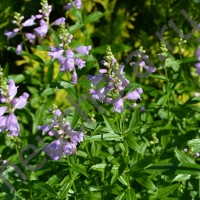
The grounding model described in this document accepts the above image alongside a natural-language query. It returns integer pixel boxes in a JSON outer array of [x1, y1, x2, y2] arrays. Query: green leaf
[[85, 132, 123, 141], [172, 174, 191, 182], [57, 182, 72, 200], [126, 109, 139, 134], [36, 45, 50, 51], [59, 81, 74, 89], [111, 158, 127, 185], [130, 156, 154, 173], [30, 54, 45, 64], [125, 188, 137, 200], [153, 184, 179, 198], [136, 176, 157, 191], [32, 180, 56, 197], [103, 115, 119, 133], [70, 7, 83, 24], [186, 105, 200, 113], [8, 74, 25, 83], [71, 109, 79, 129], [49, 28, 60, 46], [84, 11, 104, 24], [150, 74, 167, 81], [125, 134, 141, 153], [68, 23, 83, 33], [165, 57, 180, 72], [32, 104, 45, 134], [188, 138, 200, 146], [41, 87, 56, 97], [46, 62, 54, 84], [157, 95, 168, 106], [90, 164, 118, 172], [115, 192, 126, 200], [145, 163, 200, 176], [191, 96, 200, 103], [46, 172, 66, 187], [71, 164, 88, 177], [175, 149, 195, 164]]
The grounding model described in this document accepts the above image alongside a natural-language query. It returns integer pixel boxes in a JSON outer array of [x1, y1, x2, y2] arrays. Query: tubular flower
[[0, 79, 29, 137], [48, 25, 91, 84], [88, 45, 143, 113], [4, 0, 66, 54], [38, 108, 84, 160]]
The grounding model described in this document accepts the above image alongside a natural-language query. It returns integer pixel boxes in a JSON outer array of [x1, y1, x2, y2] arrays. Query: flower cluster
[[38, 108, 84, 160], [88, 45, 143, 113], [64, 0, 82, 10], [195, 47, 200, 74], [0, 74, 29, 137], [129, 48, 156, 78], [48, 25, 91, 84], [4, 0, 65, 54]]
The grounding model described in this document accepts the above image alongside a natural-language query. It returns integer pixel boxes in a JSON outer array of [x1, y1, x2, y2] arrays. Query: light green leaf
[[84, 11, 104, 24], [175, 149, 195, 164]]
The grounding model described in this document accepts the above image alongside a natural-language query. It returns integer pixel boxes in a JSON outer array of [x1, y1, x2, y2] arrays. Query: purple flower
[[21, 15, 36, 27], [0, 106, 7, 117], [8, 80, 18, 101], [0, 116, 7, 132], [51, 17, 66, 26], [11, 92, 29, 109], [64, 3, 72, 10], [44, 139, 63, 160], [114, 98, 123, 113], [75, 45, 91, 55], [87, 74, 103, 86], [139, 61, 156, 73], [75, 58, 85, 69], [38, 109, 84, 160], [0, 79, 29, 137], [99, 69, 108, 74], [34, 19, 48, 38], [195, 48, 200, 61], [63, 142, 77, 155], [16, 43, 23, 55], [196, 62, 200, 74], [25, 33, 36, 44], [48, 47, 64, 60], [125, 88, 143, 100], [38, 124, 53, 135], [6, 113, 20, 136], [90, 87, 110, 102], [72, 72, 78, 84], [68, 130, 84, 145], [4, 28, 19, 39], [74, 0, 82, 9]]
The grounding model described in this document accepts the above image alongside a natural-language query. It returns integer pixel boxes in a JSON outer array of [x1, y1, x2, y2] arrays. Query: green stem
[[67, 157, 77, 199], [19, 29, 33, 67], [14, 141, 33, 200]]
